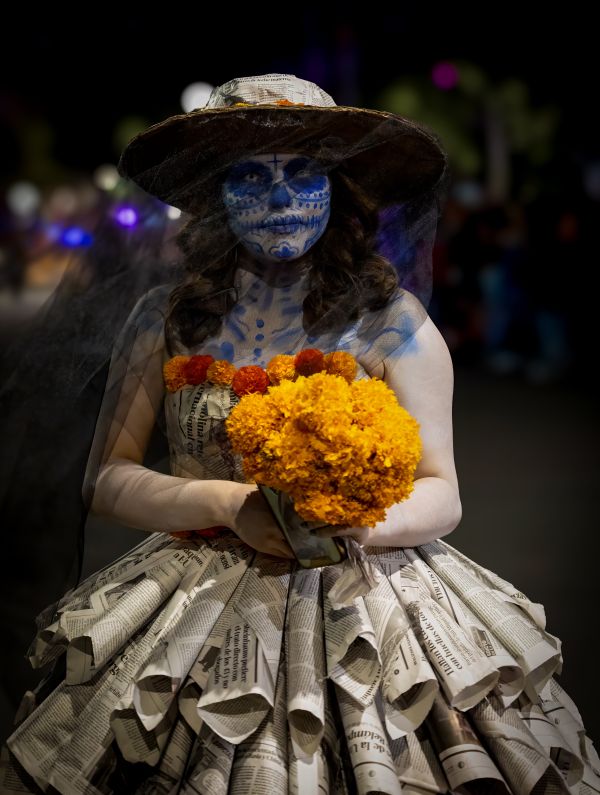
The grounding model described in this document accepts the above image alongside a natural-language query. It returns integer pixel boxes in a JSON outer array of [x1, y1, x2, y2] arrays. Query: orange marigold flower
[[206, 359, 237, 386], [226, 392, 279, 456], [294, 348, 325, 376], [225, 370, 422, 527], [266, 354, 297, 385], [275, 99, 305, 106], [183, 354, 214, 385], [324, 351, 357, 383], [163, 355, 191, 392], [232, 365, 270, 396]]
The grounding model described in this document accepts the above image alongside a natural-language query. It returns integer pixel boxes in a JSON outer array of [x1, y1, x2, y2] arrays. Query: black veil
[[0, 76, 450, 697], [0, 189, 183, 693]]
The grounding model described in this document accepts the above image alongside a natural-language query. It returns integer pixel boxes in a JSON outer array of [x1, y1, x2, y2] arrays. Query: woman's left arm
[[318, 313, 463, 547]]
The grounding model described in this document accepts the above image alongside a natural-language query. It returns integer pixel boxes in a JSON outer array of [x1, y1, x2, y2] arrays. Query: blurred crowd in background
[[1, 16, 597, 388]]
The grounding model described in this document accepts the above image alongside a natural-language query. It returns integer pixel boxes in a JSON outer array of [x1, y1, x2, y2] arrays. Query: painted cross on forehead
[[222, 152, 331, 263]]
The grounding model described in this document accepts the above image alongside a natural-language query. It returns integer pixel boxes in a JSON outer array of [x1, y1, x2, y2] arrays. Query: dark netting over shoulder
[[355, 285, 430, 372], [0, 72, 450, 617], [80, 283, 173, 513], [0, 194, 182, 622]]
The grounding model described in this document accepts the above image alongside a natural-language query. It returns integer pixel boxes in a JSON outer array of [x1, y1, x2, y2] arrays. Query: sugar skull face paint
[[222, 152, 331, 264]]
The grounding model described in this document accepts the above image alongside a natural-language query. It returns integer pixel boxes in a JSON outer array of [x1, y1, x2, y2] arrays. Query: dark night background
[[3, 10, 599, 172], [1, 3, 599, 759]]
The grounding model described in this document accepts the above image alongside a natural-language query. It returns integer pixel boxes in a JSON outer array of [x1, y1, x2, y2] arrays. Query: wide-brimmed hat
[[117, 73, 449, 216]]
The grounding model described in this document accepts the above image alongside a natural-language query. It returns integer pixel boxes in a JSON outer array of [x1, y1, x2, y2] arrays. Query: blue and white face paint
[[222, 152, 331, 264]]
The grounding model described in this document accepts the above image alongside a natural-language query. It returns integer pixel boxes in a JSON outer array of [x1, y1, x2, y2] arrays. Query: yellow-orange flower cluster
[[265, 354, 297, 385], [323, 351, 357, 383], [163, 356, 190, 392], [225, 372, 422, 528], [162, 348, 359, 396], [206, 359, 236, 386]]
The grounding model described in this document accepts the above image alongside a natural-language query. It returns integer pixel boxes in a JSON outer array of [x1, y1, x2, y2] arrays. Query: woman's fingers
[[276, 539, 295, 558], [261, 534, 295, 559], [315, 525, 370, 544]]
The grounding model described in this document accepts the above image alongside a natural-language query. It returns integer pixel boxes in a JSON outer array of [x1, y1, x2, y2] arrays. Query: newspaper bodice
[[163, 350, 371, 483]]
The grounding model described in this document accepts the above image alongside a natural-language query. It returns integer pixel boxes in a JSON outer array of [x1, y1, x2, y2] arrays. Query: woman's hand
[[223, 483, 295, 560], [314, 524, 372, 546]]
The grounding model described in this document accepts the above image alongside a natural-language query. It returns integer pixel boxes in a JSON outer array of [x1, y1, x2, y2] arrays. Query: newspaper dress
[[3, 286, 600, 795]]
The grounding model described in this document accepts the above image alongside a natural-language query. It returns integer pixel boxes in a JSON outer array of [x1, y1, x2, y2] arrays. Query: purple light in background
[[431, 61, 459, 90], [46, 223, 62, 242], [115, 206, 138, 227], [61, 227, 92, 247]]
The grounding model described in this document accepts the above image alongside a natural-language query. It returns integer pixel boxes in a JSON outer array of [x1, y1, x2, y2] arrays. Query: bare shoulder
[[382, 307, 453, 379], [379, 309, 455, 450], [379, 306, 458, 489], [355, 287, 451, 380], [357, 286, 452, 381]]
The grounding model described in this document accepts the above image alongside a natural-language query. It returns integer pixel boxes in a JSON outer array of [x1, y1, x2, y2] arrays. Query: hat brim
[[117, 104, 448, 214]]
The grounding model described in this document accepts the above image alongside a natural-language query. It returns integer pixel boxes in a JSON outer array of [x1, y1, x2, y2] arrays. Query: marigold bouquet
[[225, 368, 422, 530]]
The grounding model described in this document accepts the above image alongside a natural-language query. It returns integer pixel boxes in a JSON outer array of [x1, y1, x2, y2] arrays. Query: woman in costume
[[2, 74, 599, 794]]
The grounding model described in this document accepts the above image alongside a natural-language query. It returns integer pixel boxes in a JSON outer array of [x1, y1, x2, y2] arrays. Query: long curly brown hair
[[164, 163, 399, 357]]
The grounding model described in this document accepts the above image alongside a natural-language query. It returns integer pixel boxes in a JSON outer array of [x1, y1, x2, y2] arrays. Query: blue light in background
[[61, 227, 93, 247]]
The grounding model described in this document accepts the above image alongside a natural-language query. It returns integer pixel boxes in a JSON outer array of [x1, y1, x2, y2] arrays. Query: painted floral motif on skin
[[221, 152, 331, 264]]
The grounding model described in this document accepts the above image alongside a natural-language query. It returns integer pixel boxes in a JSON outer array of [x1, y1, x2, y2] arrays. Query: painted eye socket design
[[224, 162, 272, 198], [223, 156, 329, 202], [285, 158, 328, 194]]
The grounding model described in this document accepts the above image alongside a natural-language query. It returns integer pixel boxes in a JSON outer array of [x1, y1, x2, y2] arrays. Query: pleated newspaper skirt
[[2, 531, 599, 795]]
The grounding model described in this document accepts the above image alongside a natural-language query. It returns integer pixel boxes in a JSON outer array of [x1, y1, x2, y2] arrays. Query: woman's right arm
[[91, 458, 236, 533], [84, 295, 234, 534], [87, 297, 293, 556]]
